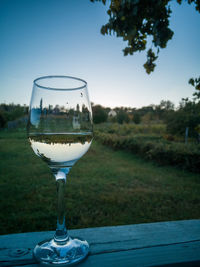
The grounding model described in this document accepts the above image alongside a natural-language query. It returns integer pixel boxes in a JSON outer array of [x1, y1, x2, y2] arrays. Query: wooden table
[[1, 219, 200, 266]]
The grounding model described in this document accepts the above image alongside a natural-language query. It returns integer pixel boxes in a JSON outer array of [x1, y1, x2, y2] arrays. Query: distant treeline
[[92, 99, 200, 139], [0, 103, 28, 128], [1, 98, 200, 139], [92, 100, 175, 124]]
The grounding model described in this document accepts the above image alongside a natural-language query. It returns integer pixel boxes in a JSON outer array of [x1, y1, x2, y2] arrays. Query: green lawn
[[0, 130, 200, 235]]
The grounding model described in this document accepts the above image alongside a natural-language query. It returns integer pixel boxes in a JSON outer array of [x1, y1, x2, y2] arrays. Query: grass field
[[0, 129, 200, 235]]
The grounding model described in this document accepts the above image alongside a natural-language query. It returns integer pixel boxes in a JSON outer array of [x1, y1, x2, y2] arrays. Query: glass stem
[[53, 168, 70, 244]]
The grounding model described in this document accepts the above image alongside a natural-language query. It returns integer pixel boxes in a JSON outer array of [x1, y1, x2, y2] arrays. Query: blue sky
[[0, 0, 200, 108]]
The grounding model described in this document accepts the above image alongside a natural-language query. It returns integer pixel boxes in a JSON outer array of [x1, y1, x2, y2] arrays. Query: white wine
[[29, 132, 93, 167]]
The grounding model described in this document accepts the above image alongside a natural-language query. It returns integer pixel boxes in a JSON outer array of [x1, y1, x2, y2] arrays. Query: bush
[[0, 112, 6, 128], [94, 123, 166, 136], [95, 131, 200, 173], [133, 113, 141, 124], [165, 101, 200, 138], [116, 110, 130, 124], [92, 105, 108, 124], [0, 103, 28, 129]]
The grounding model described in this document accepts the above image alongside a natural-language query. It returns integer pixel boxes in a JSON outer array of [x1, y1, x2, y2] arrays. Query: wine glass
[[27, 75, 93, 265]]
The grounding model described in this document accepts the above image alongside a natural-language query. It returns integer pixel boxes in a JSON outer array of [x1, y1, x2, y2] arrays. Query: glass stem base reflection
[[33, 237, 89, 265]]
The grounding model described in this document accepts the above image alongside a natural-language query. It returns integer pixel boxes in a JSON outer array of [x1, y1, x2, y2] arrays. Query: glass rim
[[33, 75, 87, 91]]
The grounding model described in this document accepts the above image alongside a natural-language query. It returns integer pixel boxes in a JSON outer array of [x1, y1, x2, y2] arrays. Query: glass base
[[33, 237, 89, 265]]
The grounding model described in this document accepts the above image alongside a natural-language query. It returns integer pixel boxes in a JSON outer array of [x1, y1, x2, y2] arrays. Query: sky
[[0, 0, 200, 108]]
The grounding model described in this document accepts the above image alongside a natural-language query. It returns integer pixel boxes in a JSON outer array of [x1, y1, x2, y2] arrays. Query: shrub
[[165, 101, 200, 138], [116, 110, 130, 124], [133, 113, 141, 124], [92, 105, 108, 124], [0, 112, 7, 128], [95, 131, 200, 173]]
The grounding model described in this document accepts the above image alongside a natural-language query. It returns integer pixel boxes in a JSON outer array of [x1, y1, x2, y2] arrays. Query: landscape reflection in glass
[[29, 133, 92, 167]]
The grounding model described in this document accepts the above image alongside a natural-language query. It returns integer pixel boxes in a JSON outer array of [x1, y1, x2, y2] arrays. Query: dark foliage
[[95, 131, 200, 173], [165, 97, 200, 138], [189, 76, 200, 99], [132, 113, 141, 124], [92, 104, 108, 124], [0, 103, 28, 128], [91, 0, 200, 73], [116, 109, 130, 124]]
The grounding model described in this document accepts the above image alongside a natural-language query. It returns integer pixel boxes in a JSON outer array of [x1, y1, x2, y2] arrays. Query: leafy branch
[[91, 0, 200, 74]]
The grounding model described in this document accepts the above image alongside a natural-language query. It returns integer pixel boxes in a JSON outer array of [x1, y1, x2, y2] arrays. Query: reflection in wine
[[29, 133, 92, 167]]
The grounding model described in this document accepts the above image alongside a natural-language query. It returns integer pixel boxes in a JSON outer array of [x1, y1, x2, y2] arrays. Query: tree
[[0, 112, 6, 128], [92, 104, 108, 123], [116, 109, 129, 124], [165, 98, 200, 138], [154, 100, 175, 120], [0, 103, 27, 123], [132, 113, 141, 124], [159, 100, 175, 111], [189, 76, 200, 91], [189, 76, 200, 99], [91, 0, 200, 74]]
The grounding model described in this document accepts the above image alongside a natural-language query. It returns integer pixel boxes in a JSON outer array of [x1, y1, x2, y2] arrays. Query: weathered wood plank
[[80, 241, 200, 267], [1, 219, 200, 250], [0, 220, 200, 266], [4, 241, 200, 267]]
